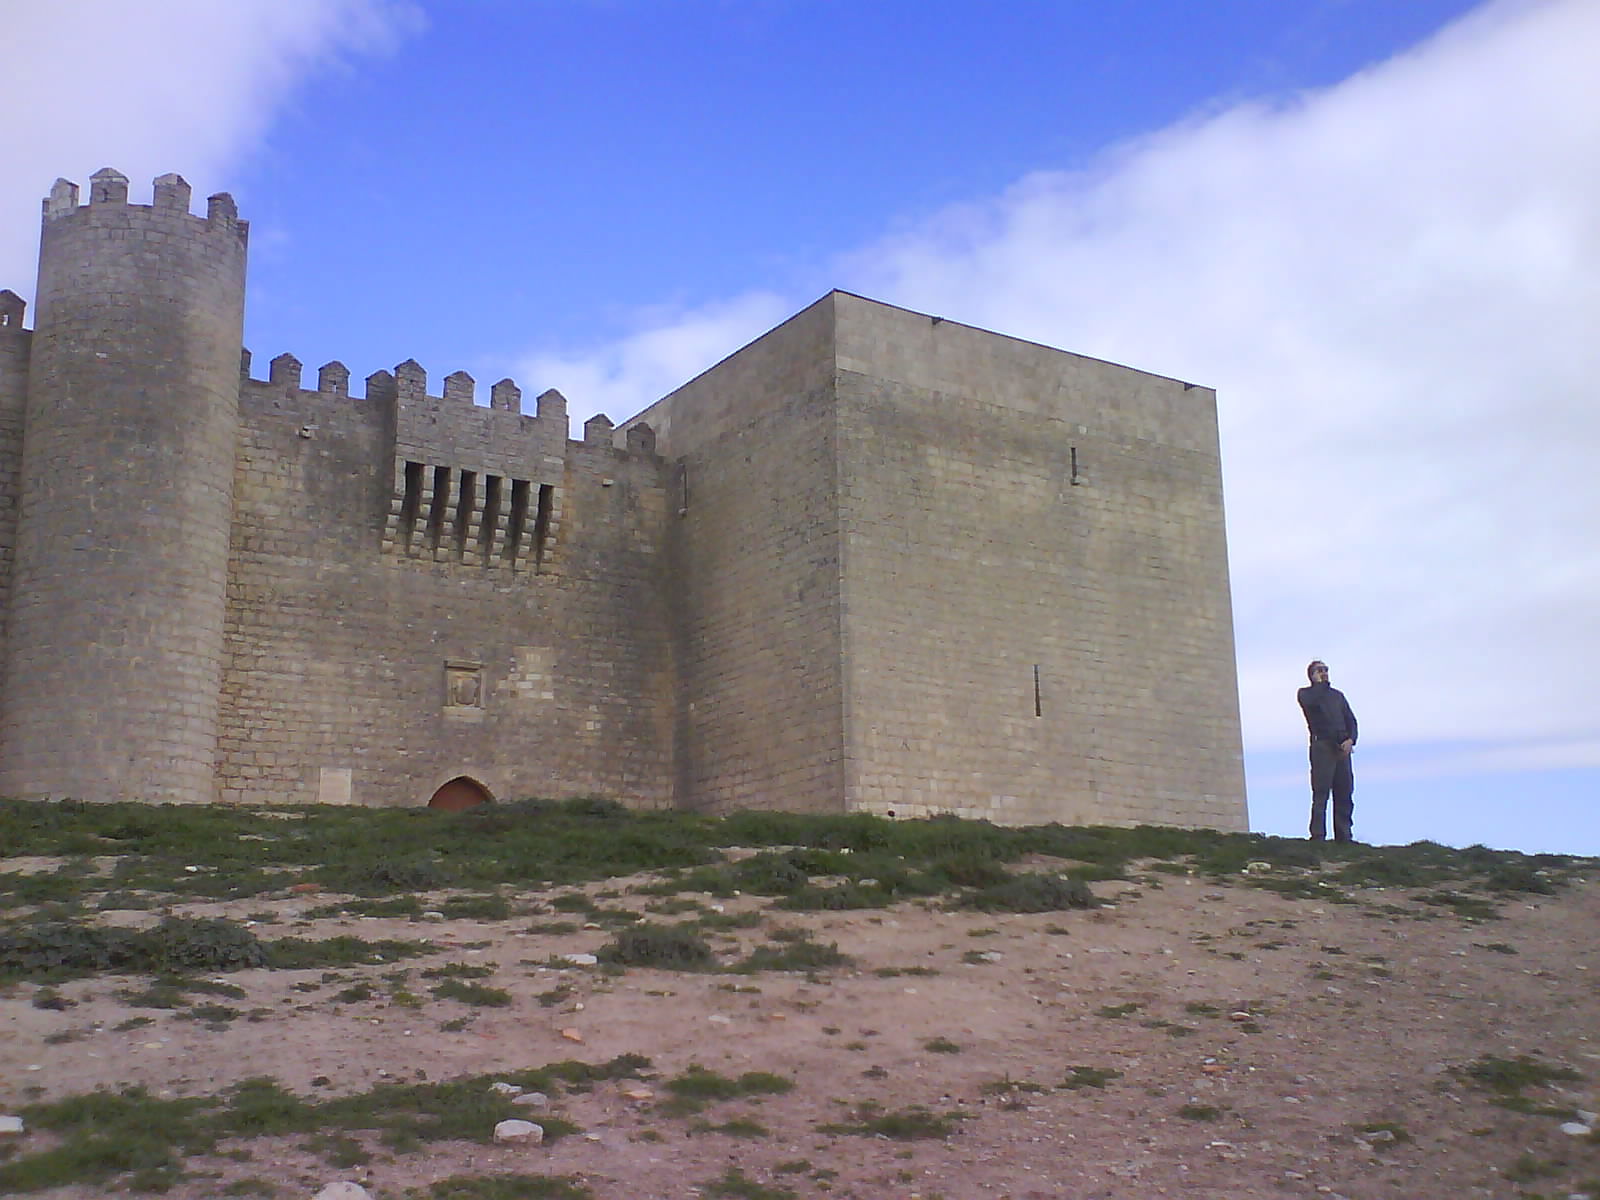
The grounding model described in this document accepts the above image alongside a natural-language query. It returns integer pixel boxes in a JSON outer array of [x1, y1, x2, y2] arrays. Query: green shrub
[[965, 873, 1094, 913], [600, 924, 715, 970], [431, 979, 511, 1007], [151, 917, 267, 972], [737, 938, 850, 972], [817, 1103, 964, 1139]]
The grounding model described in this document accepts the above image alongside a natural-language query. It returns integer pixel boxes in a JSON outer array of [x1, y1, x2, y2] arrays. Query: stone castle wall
[[217, 358, 675, 809], [0, 171, 1248, 829], [830, 294, 1246, 830]]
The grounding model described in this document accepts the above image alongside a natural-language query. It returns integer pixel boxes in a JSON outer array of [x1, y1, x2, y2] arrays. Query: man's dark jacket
[[1297, 682, 1358, 746]]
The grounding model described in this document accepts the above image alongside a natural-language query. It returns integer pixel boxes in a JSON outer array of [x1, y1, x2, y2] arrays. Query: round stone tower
[[0, 170, 248, 803]]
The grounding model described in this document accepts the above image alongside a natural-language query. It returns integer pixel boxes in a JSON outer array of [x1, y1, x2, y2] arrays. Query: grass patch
[[737, 937, 851, 973], [3, 802, 1587, 930], [690, 1116, 770, 1137], [1454, 1054, 1583, 1112], [963, 872, 1095, 912], [698, 1167, 797, 1199], [430, 978, 511, 1007], [599, 923, 715, 970], [424, 1174, 594, 1199], [0, 1053, 656, 1192], [922, 1037, 962, 1054], [1176, 1103, 1223, 1120], [1095, 1002, 1142, 1019], [657, 1065, 793, 1116], [1060, 1065, 1122, 1090], [817, 1102, 965, 1140]]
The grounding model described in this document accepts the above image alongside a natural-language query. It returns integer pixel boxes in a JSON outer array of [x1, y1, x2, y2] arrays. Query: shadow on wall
[[427, 776, 493, 811]]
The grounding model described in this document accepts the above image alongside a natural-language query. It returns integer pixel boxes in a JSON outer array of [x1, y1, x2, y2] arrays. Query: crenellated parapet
[[45, 169, 248, 248]]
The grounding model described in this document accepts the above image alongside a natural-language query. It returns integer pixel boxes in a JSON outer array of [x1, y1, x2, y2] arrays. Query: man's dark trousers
[[1309, 739, 1354, 842]]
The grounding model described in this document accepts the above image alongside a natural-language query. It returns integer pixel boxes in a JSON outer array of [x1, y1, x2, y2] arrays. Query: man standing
[[1297, 660, 1358, 843]]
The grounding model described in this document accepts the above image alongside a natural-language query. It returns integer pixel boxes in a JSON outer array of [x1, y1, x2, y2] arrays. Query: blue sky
[[3, 1, 1596, 855]]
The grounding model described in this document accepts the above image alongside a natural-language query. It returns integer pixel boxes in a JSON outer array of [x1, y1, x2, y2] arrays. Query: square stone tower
[[627, 291, 1247, 830]]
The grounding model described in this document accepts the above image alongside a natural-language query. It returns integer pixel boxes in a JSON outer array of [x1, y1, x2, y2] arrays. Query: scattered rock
[[560, 1027, 585, 1043], [0, 1115, 24, 1136], [490, 1081, 523, 1096], [312, 1184, 371, 1200], [1559, 1121, 1593, 1136], [707, 1014, 732, 1025], [421, 911, 446, 922], [559, 953, 598, 966], [621, 1086, 654, 1101], [511, 1091, 550, 1107], [1228, 1011, 1254, 1022], [494, 1119, 545, 1145]]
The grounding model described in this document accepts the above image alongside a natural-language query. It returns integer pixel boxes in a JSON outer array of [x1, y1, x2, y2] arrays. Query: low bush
[[599, 923, 715, 970], [964, 873, 1094, 913]]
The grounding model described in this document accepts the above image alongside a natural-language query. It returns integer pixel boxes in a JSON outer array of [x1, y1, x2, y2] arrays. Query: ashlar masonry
[[0, 170, 1247, 830]]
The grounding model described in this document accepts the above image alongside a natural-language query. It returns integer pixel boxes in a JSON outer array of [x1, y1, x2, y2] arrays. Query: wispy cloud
[[517, 291, 793, 424], [513, 0, 1600, 769], [0, 0, 422, 299]]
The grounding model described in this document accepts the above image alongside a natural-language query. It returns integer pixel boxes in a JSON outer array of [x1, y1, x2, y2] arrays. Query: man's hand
[[1340, 739, 1354, 755]]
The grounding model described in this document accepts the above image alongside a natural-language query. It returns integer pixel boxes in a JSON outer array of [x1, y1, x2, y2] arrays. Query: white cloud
[[517, 291, 793, 426], [510, 0, 1600, 766], [0, 0, 421, 302]]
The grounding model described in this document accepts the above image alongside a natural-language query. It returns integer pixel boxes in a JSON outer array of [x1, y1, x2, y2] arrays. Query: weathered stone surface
[[0, 173, 1245, 832], [493, 1119, 544, 1145]]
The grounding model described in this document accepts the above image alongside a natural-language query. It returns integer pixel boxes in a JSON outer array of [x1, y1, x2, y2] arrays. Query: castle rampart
[[0, 170, 1246, 828]]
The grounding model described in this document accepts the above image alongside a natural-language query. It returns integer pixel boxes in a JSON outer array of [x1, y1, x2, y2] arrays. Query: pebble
[[706, 1014, 732, 1025], [493, 1119, 544, 1145], [559, 953, 598, 967], [490, 1081, 523, 1096], [560, 1028, 585, 1043], [312, 1185, 371, 1200], [1560, 1121, 1593, 1136]]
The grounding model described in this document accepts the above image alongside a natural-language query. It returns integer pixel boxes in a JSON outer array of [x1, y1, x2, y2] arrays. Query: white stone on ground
[[494, 1119, 545, 1145], [312, 1184, 371, 1200], [0, 1115, 24, 1136]]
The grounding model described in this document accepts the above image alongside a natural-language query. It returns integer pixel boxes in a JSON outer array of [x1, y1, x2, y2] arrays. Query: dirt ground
[[3, 859, 1598, 1199]]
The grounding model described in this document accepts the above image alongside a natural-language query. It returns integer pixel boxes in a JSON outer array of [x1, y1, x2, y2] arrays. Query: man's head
[[1307, 660, 1329, 683]]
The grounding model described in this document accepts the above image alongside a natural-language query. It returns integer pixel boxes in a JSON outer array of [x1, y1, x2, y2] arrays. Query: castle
[[0, 169, 1248, 829]]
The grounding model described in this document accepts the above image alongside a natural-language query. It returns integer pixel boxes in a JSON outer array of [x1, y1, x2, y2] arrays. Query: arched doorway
[[427, 776, 493, 811]]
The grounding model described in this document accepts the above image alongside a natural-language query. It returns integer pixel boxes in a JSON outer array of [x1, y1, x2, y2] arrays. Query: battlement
[[238, 350, 659, 462], [44, 169, 247, 245]]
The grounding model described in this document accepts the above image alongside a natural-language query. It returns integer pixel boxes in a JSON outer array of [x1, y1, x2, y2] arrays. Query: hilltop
[[1, 800, 1597, 1199]]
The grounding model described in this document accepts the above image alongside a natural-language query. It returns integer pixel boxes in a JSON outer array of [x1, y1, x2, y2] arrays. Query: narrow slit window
[[427, 465, 450, 553], [455, 470, 476, 559], [504, 478, 531, 565], [400, 460, 424, 548], [532, 483, 554, 569], [479, 475, 502, 561]]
